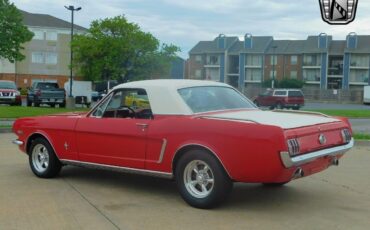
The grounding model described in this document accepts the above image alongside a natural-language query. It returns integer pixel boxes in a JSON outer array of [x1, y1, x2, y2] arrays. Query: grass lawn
[[307, 109, 370, 118], [353, 133, 370, 140], [0, 106, 89, 119]]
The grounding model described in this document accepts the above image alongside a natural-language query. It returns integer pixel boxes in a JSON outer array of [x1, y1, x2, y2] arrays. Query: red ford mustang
[[12, 80, 354, 208]]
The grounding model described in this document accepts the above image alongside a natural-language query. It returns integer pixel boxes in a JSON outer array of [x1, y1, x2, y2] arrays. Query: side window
[[92, 89, 152, 119], [274, 90, 287, 96]]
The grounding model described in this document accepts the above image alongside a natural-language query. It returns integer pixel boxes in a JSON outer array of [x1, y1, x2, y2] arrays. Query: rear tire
[[276, 102, 283, 110], [175, 149, 233, 209], [28, 138, 62, 178], [60, 101, 66, 108], [34, 102, 40, 107], [26, 99, 32, 107], [253, 100, 259, 107]]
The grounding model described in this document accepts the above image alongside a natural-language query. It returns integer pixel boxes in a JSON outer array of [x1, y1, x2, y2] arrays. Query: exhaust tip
[[331, 157, 339, 166], [292, 167, 304, 179]]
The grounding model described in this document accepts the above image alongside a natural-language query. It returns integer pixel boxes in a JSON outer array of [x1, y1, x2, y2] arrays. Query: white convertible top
[[113, 79, 232, 115]]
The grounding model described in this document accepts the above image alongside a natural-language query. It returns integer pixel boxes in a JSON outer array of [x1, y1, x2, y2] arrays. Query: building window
[[270, 70, 277, 79], [31, 52, 44, 63], [31, 29, 44, 40], [303, 54, 321, 66], [246, 69, 262, 81], [291, 55, 298, 65], [195, 69, 202, 79], [350, 69, 369, 83], [45, 52, 58, 64], [206, 55, 219, 65], [195, 55, 202, 63], [351, 54, 369, 67], [270, 55, 277, 65], [290, 70, 298, 79], [46, 31, 58, 41], [246, 55, 262, 66], [303, 69, 320, 81], [206, 68, 220, 81]]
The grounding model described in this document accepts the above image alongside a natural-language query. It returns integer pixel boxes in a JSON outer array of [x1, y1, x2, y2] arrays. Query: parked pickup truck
[[27, 82, 66, 107]]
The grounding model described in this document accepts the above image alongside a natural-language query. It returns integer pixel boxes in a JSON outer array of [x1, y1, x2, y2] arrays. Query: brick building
[[0, 10, 86, 89], [188, 33, 370, 92]]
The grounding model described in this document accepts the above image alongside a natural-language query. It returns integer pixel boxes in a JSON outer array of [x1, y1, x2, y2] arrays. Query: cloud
[[10, 0, 370, 58]]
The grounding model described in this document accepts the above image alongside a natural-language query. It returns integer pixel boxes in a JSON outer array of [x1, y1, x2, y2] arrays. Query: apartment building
[[0, 10, 86, 88], [188, 33, 370, 91]]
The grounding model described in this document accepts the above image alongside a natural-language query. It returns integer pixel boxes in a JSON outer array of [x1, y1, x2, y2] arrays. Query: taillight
[[341, 129, 352, 144], [35, 89, 41, 96], [287, 138, 300, 156]]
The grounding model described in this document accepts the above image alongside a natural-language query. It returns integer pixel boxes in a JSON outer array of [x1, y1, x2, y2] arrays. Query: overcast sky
[[11, 0, 370, 58]]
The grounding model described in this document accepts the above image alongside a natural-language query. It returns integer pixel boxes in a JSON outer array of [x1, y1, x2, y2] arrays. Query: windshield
[[178, 86, 255, 113], [0, 81, 16, 90]]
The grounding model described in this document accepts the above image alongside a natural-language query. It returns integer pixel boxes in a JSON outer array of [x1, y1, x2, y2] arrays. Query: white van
[[364, 86, 370, 104], [64, 81, 92, 105]]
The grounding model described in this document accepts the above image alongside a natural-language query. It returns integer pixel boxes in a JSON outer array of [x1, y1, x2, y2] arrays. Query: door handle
[[136, 123, 149, 131]]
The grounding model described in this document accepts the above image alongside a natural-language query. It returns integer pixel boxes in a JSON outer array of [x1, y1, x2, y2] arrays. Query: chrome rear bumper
[[12, 140, 24, 146], [280, 138, 354, 168]]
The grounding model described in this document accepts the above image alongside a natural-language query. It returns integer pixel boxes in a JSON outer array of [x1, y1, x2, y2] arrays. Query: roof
[[329, 40, 346, 55], [20, 10, 86, 31], [265, 40, 291, 54], [302, 35, 332, 53], [113, 79, 231, 115], [229, 36, 273, 54], [345, 35, 370, 53], [189, 36, 238, 54]]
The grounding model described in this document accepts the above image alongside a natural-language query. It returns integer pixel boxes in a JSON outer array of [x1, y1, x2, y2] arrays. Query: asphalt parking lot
[[1, 133, 370, 230]]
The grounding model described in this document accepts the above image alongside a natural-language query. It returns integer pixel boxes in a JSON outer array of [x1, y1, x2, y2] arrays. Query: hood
[[201, 110, 340, 129], [0, 89, 17, 93]]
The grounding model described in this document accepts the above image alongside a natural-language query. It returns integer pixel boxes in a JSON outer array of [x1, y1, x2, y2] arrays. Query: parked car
[[364, 86, 370, 104], [254, 89, 305, 110], [0, 80, 22, 106], [27, 82, 66, 107], [125, 92, 150, 109], [12, 80, 353, 208]]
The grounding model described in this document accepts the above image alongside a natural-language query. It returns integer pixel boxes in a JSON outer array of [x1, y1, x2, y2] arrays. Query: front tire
[[28, 138, 62, 178], [175, 149, 233, 209]]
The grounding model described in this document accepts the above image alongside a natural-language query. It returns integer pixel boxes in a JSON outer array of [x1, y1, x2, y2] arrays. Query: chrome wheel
[[183, 160, 214, 198], [31, 144, 50, 173]]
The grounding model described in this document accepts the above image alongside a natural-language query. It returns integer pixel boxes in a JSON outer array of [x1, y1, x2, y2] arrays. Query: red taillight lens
[[36, 89, 41, 96]]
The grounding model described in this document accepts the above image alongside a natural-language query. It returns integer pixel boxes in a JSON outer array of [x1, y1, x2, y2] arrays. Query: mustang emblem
[[319, 0, 359, 25], [319, 134, 327, 145]]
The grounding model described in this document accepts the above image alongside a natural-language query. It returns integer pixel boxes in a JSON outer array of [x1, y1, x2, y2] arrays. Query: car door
[[75, 88, 152, 169]]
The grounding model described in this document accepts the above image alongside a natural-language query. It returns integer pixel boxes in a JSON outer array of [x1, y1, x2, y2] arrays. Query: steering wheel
[[119, 105, 136, 117]]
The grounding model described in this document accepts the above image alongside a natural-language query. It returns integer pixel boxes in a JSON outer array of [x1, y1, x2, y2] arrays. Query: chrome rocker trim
[[60, 159, 173, 179], [280, 138, 354, 168], [12, 140, 24, 146]]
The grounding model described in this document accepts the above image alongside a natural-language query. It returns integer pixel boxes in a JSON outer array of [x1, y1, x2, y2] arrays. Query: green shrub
[[20, 88, 28, 95]]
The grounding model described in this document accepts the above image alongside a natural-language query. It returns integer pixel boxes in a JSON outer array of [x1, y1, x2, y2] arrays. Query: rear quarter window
[[288, 91, 303, 97]]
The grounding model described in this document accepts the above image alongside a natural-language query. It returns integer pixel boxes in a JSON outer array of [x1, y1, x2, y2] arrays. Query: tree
[[72, 15, 180, 82], [0, 0, 34, 62]]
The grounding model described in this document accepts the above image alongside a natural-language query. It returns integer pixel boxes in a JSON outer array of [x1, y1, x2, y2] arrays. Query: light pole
[[271, 45, 277, 89], [64, 5, 81, 109]]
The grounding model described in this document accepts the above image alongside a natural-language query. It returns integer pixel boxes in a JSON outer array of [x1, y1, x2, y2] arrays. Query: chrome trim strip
[[25, 132, 61, 158], [273, 109, 330, 118], [280, 138, 354, 168], [172, 143, 232, 179], [12, 140, 24, 146], [60, 159, 173, 179], [157, 138, 167, 163], [199, 116, 260, 124]]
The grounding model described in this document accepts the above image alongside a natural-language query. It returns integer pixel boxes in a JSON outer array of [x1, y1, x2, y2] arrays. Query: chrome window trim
[[280, 138, 354, 168], [60, 159, 173, 179]]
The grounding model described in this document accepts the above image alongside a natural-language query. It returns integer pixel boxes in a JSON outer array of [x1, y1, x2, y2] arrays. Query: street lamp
[[64, 5, 81, 109], [271, 45, 277, 89]]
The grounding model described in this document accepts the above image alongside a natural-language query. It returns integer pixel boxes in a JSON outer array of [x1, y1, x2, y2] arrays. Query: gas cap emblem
[[319, 134, 327, 145]]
